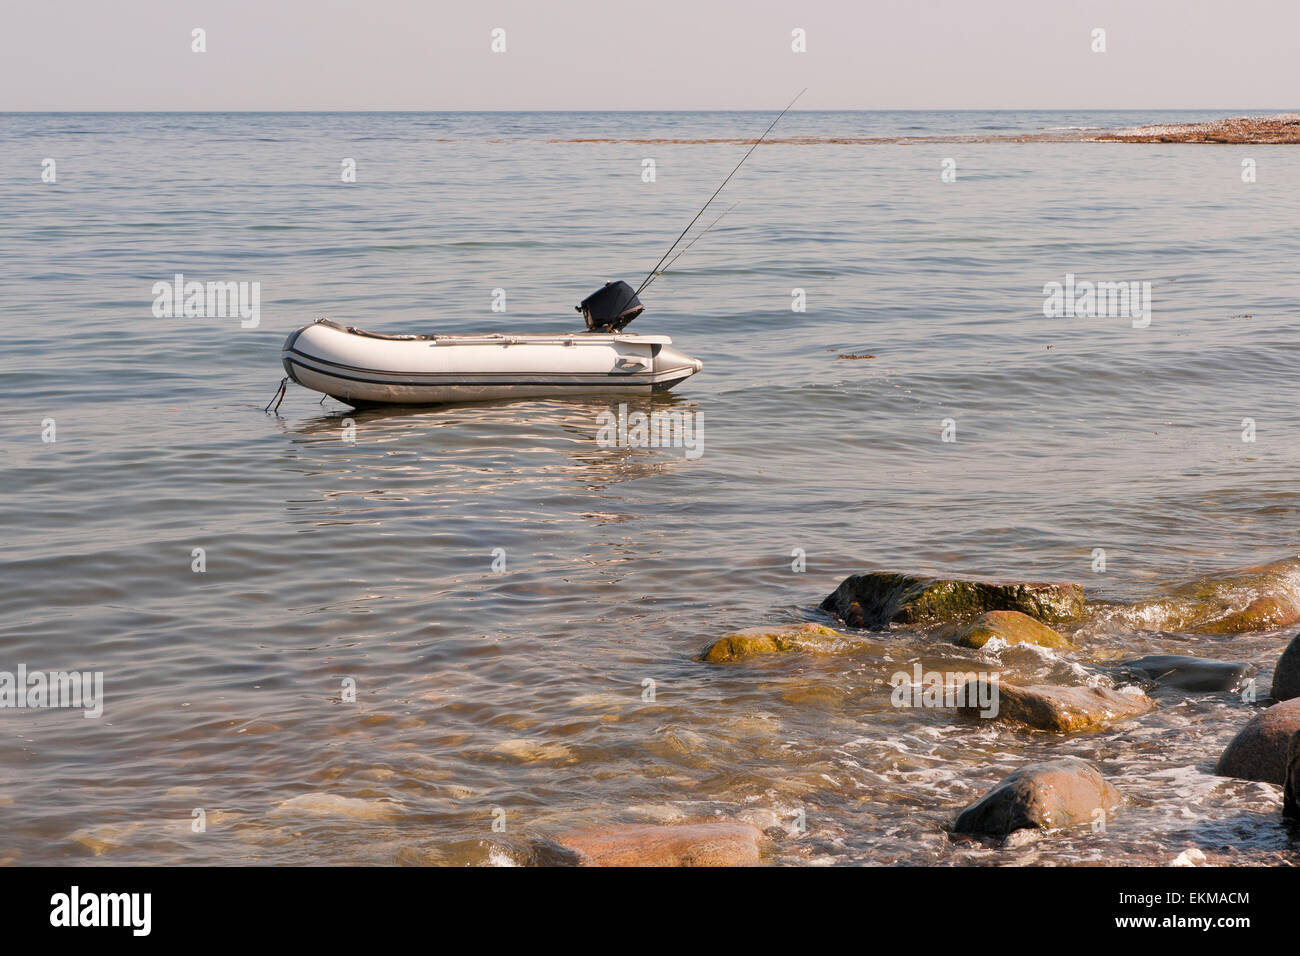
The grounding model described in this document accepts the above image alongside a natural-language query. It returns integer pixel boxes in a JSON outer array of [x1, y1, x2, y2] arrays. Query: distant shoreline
[[547, 113, 1300, 145], [1093, 112, 1300, 143]]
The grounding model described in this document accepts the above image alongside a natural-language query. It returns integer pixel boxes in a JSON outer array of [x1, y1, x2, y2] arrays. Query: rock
[[820, 572, 1084, 630], [493, 739, 574, 763], [70, 823, 147, 856], [735, 807, 784, 832], [1213, 594, 1300, 633], [269, 793, 403, 821], [957, 679, 1155, 732], [1215, 698, 1300, 784], [1272, 634, 1300, 701], [536, 822, 763, 867], [1113, 556, 1300, 634], [952, 758, 1122, 837], [1094, 113, 1300, 145], [954, 610, 1071, 650], [1284, 731, 1300, 818], [1111, 655, 1252, 693], [700, 623, 844, 662], [1170, 848, 1207, 867]]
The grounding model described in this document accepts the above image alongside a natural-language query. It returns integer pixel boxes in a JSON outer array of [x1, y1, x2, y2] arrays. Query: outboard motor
[[576, 280, 644, 332]]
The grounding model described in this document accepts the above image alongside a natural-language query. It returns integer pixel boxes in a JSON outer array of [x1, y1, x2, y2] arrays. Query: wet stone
[[952, 758, 1123, 838], [1111, 655, 1252, 693], [1215, 698, 1300, 785], [958, 679, 1155, 733], [533, 822, 764, 867], [820, 572, 1084, 630], [1272, 634, 1300, 702]]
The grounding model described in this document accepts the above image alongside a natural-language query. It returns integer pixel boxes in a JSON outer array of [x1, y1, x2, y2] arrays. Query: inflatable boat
[[280, 281, 702, 408], [275, 94, 810, 412]]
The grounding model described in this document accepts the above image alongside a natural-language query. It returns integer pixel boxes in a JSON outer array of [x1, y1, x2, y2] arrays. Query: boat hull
[[281, 319, 703, 407]]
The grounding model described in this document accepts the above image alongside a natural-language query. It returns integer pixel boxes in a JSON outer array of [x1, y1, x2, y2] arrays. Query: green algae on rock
[[952, 758, 1123, 837], [957, 679, 1155, 733], [1109, 556, 1300, 634], [954, 610, 1072, 650], [819, 572, 1084, 630], [700, 623, 847, 662]]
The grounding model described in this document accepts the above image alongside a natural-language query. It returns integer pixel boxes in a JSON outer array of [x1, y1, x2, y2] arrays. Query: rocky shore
[[551, 114, 1300, 147], [1092, 113, 1300, 144], [524, 557, 1300, 865]]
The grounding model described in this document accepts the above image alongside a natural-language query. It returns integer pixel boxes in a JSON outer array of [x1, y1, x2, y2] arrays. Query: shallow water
[[2, 111, 1299, 865]]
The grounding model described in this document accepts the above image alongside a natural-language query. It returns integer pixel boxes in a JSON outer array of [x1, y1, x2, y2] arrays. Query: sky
[[2, 0, 1297, 111]]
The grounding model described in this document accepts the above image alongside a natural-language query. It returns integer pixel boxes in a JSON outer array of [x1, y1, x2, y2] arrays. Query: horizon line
[[1, 107, 1294, 115]]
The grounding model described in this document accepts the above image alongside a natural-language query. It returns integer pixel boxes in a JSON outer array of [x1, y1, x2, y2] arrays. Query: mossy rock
[[700, 623, 841, 663], [954, 610, 1072, 650], [1116, 556, 1300, 634], [820, 572, 1084, 630]]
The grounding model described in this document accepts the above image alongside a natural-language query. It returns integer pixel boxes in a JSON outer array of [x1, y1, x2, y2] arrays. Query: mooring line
[[264, 377, 288, 413]]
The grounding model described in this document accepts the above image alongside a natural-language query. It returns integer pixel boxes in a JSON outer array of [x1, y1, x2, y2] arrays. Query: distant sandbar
[[1092, 113, 1300, 144], [545, 113, 1300, 146]]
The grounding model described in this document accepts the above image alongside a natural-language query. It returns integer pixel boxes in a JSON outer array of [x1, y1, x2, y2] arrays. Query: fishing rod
[[652, 201, 739, 280], [633, 88, 806, 297]]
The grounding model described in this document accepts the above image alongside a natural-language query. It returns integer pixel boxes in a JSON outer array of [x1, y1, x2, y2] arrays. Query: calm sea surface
[[2, 111, 1299, 865]]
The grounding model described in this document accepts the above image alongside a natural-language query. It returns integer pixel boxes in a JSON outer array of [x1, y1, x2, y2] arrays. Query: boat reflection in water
[[277, 393, 705, 532]]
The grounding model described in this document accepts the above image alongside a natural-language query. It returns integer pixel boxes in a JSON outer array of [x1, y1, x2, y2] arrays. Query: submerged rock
[[954, 610, 1071, 650], [1284, 731, 1300, 818], [1170, 848, 1208, 867], [493, 739, 575, 763], [1215, 698, 1300, 785], [700, 623, 844, 662], [1113, 556, 1300, 634], [536, 822, 763, 867], [952, 758, 1122, 837], [1111, 655, 1252, 693], [269, 793, 403, 821], [957, 679, 1155, 732], [819, 572, 1084, 630], [1272, 634, 1300, 701]]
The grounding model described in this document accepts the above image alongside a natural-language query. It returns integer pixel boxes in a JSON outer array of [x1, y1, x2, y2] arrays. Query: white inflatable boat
[[280, 281, 702, 408], [275, 96, 811, 411]]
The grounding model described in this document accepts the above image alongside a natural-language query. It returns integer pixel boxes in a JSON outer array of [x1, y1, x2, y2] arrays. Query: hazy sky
[[3, 0, 1297, 110]]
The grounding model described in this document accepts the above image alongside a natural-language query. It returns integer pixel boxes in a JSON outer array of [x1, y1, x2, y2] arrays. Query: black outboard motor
[[576, 280, 644, 332]]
